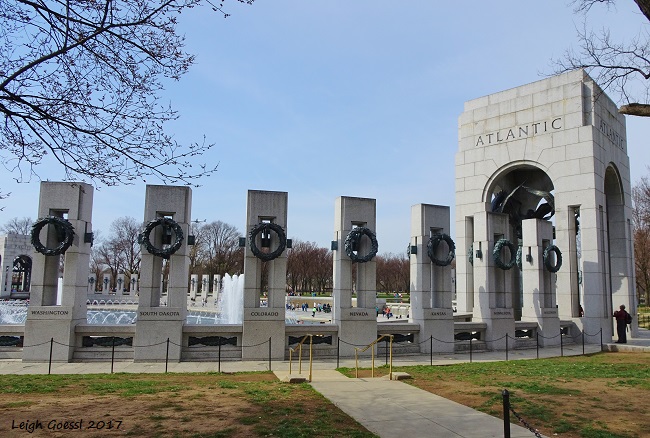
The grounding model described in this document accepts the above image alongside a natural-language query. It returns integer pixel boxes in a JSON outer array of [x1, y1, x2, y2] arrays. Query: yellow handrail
[[288, 334, 313, 382], [354, 335, 393, 379]]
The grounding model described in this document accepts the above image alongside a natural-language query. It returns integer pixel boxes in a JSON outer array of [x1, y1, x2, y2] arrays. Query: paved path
[[302, 370, 538, 438]]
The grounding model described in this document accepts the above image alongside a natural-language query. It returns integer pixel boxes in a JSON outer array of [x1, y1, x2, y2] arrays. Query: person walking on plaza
[[613, 304, 631, 343]]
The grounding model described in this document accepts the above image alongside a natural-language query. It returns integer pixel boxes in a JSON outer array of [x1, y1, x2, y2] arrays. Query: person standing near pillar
[[613, 304, 630, 343]]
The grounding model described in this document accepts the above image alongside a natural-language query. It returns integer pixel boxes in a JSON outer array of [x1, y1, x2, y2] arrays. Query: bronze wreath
[[468, 243, 473, 266], [138, 217, 184, 259], [492, 238, 516, 270], [543, 244, 563, 273], [249, 222, 287, 261], [344, 227, 378, 263], [427, 233, 455, 266], [31, 216, 76, 256]]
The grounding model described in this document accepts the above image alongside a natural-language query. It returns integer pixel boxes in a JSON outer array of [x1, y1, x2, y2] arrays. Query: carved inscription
[[475, 117, 562, 147]]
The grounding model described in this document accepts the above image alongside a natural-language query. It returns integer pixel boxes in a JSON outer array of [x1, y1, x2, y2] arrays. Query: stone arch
[[603, 163, 630, 316], [485, 163, 555, 237], [11, 255, 32, 294], [485, 164, 556, 316]]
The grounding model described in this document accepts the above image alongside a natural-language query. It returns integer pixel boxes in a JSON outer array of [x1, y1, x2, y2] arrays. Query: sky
[[1, 0, 649, 254]]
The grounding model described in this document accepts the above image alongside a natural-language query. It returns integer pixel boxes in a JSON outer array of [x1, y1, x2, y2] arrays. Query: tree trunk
[[619, 103, 650, 117], [635, 0, 650, 22]]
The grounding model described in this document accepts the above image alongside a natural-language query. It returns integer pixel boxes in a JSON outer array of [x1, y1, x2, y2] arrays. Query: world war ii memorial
[[0, 70, 637, 363]]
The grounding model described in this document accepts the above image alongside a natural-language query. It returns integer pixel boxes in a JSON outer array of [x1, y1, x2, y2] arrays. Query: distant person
[[312, 306, 316, 317], [613, 304, 630, 344]]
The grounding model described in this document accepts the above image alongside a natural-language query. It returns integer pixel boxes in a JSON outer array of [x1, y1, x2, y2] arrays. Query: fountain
[[0, 300, 28, 324], [0, 274, 248, 326], [217, 274, 244, 324]]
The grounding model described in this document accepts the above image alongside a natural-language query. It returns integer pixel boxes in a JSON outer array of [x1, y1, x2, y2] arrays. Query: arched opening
[[487, 165, 555, 318], [604, 164, 628, 318], [11, 255, 32, 295]]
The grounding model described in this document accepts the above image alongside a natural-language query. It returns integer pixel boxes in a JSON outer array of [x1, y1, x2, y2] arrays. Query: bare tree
[[376, 252, 410, 294], [633, 175, 650, 305], [0, 0, 252, 189], [89, 217, 141, 291], [1, 216, 33, 234], [557, 0, 650, 116], [109, 216, 142, 287], [199, 220, 243, 277], [287, 240, 332, 294]]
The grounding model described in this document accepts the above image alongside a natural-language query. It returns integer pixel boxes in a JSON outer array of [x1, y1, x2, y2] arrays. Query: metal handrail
[[354, 335, 393, 379], [288, 334, 313, 382]]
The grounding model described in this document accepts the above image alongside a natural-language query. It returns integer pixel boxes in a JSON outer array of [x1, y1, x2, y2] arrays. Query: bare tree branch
[[0, 0, 254, 189], [558, 0, 650, 117]]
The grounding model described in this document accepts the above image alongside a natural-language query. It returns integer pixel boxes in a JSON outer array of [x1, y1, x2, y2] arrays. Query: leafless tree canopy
[[633, 175, 650, 305], [196, 220, 244, 277], [287, 240, 332, 294], [91, 217, 142, 290], [0, 216, 33, 234], [375, 252, 410, 294], [0, 0, 251, 187], [558, 0, 650, 116]]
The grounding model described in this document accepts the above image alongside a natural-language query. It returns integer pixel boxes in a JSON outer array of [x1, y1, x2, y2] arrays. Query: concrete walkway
[[302, 370, 537, 438]]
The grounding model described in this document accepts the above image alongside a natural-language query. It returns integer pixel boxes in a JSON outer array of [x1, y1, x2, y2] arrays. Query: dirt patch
[[405, 353, 650, 438], [0, 372, 375, 437]]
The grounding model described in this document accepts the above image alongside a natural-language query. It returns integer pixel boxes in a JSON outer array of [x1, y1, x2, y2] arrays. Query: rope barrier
[[241, 339, 271, 348], [130, 340, 170, 348], [536, 332, 561, 340], [428, 335, 457, 344], [12, 325, 605, 369], [337, 338, 370, 347], [503, 389, 543, 438], [21, 339, 57, 348]]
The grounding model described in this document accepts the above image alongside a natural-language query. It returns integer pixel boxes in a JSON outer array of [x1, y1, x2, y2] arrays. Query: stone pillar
[[242, 190, 288, 360], [116, 273, 125, 298], [213, 274, 221, 306], [472, 211, 516, 350], [521, 219, 560, 346], [201, 274, 210, 299], [23, 182, 93, 362], [129, 274, 138, 297], [87, 274, 97, 295], [332, 196, 378, 356], [409, 204, 454, 353], [189, 274, 199, 301], [102, 274, 111, 294], [134, 185, 191, 362]]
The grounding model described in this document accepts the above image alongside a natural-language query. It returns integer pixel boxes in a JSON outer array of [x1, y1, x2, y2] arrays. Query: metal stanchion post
[[502, 389, 511, 438], [600, 328, 603, 350], [505, 335, 509, 361], [218, 339, 222, 373], [309, 335, 313, 382], [536, 332, 539, 359], [111, 336, 116, 374], [469, 338, 473, 363], [165, 338, 170, 373], [268, 337, 272, 371], [582, 330, 585, 355], [430, 335, 433, 366], [560, 330, 564, 357], [337, 338, 340, 369], [48, 337, 54, 375]]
